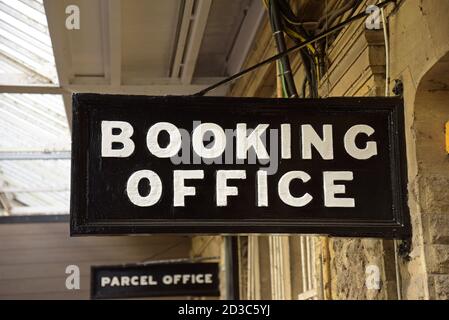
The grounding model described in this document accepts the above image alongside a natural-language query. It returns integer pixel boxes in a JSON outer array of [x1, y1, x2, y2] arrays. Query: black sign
[[91, 262, 220, 299], [71, 94, 411, 238]]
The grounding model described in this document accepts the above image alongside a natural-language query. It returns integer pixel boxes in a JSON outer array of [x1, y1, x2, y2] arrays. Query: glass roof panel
[[0, 93, 71, 216], [0, 0, 58, 85], [0, 1, 70, 217]]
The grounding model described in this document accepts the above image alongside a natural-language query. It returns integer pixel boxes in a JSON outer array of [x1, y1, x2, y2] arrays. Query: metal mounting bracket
[[398, 237, 412, 261], [392, 79, 404, 97]]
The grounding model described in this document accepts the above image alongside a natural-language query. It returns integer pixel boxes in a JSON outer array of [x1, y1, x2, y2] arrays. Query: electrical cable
[[265, 0, 317, 97], [193, 0, 394, 96], [315, 0, 362, 80], [380, 4, 402, 300], [140, 256, 220, 265], [276, 0, 319, 97], [381, 7, 390, 97], [298, 49, 314, 97], [277, 60, 288, 98], [268, 0, 298, 97], [317, 0, 359, 34]]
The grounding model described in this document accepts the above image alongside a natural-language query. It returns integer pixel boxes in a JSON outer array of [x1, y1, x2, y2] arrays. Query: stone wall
[[192, 0, 449, 300], [388, 0, 449, 300], [412, 59, 449, 300], [321, 0, 449, 300]]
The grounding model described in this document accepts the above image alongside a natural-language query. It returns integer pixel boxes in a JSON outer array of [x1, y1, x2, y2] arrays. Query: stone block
[[427, 245, 449, 274], [419, 175, 449, 214], [425, 213, 449, 244], [432, 275, 449, 300]]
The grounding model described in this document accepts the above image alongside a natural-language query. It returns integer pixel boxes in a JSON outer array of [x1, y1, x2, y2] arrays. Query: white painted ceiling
[[0, 0, 265, 215]]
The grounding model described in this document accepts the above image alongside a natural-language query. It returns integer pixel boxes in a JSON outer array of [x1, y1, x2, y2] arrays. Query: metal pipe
[[224, 236, 239, 300]]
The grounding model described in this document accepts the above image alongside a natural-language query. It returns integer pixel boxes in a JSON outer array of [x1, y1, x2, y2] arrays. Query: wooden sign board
[[71, 94, 411, 238], [91, 262, 220, 299]]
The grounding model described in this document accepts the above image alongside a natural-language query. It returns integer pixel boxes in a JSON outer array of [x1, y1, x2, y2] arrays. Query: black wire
[[268, 0, 298, 97], [349, 0, 363, 17], [298, 49, 312, 92], [277, 0, 304, 26], [295, 42, 317, 98], [301, 76, 308, 98], [193, 0, 394, 97], [316, 0, 359, 34], [308, 54, 318, 98], [278, 0, 318, 97]]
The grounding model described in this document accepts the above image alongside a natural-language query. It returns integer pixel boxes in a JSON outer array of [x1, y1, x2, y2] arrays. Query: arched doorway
[[412, 51, 449, 300]]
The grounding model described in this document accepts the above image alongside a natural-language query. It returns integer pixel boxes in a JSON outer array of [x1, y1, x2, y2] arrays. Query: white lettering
[[344, 125, 378, 160], [126, 170, 162, 207], [216, 170, 246, 206], [301, 124, 334, 160], [236, 124, 270, 160], [257, 170, 268, 207], [192, 123, 226, 158], [281, 124, 291, 159], [278, 171, 313, 207], [173, 170, 204, 207], [323, 171, 355, 207], [146, 122, 182, 158], [101, 277, 110, 288], [101, 121, 135, 158]]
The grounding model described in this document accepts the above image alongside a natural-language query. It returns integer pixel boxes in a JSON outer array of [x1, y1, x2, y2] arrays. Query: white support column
[[0, 82, 228, 96], [0, 194, 11, 216], [269, 235, 292, 300], [0, 85, 66, 94], [180, 0, 212, 84], [102, 0, 122, 87], [4, 206, 69, 215], [171, 0, 196, 78], [226, 0, 266, 75], [43, 0, 74, 128]]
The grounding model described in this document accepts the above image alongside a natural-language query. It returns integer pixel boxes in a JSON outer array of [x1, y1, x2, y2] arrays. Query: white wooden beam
[[0, 186, 69, 193], [62, 93, 72, 129], [4, 206, 69, 215], [43, 0, 73, 128], [0, 77, 228, 96], [0, 193, 11, 215], [43, 0, 73, 85], [102, 0, 122, 87], [0, 84, 66, 94], [65, 84, 228, 96], [226, 0, 266, 75], [180, 0, 212, 84], [171, 0, 195, 78], [0, 74, 50, 86], [0, 151, 71, 160]]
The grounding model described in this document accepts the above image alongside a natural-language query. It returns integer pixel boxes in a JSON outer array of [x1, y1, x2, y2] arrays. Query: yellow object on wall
[[446, 122, 449, 154]]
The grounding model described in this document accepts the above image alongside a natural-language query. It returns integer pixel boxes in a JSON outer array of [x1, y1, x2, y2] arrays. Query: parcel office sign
[[91, 262, 220, 299], [70, 94, 411, 238]]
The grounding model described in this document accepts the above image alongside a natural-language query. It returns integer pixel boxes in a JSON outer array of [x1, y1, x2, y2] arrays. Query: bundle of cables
[[264, 0, 363, 99], [264, 0, 319, 98]]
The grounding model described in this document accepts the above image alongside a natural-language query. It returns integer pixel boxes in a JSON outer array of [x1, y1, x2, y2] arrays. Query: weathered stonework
[[426, 213, 449, 245], [427, 245, 449, 274], [419, 175, 449, 215], [192, 0, 449, 300], [432, 275, 449, 300], [324, 0, 449, 299]]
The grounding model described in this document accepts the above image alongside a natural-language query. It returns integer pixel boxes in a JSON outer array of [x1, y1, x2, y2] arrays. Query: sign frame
[[70, 94, 411, 239], [90, 262, 220, 300]]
